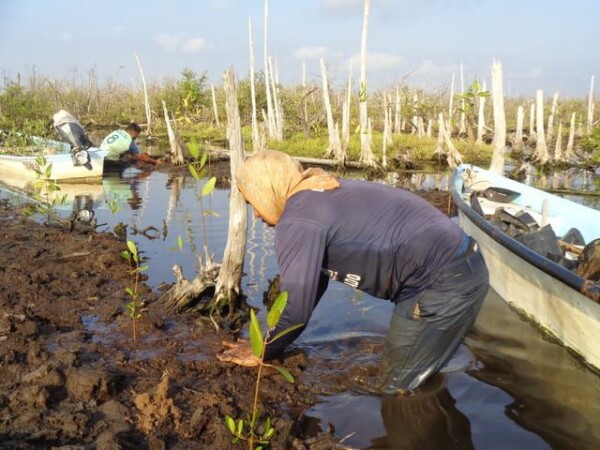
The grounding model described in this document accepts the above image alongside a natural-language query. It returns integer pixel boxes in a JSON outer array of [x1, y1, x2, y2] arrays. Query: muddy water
[[2, 165, 600, 449]]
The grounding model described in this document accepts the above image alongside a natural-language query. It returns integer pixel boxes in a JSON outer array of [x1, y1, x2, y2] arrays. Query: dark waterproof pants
[[377, 236, 489, 393]]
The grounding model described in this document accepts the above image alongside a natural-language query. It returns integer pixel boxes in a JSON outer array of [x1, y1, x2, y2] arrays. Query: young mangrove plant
[[188, 138, 218, 250], [24, 152, 67, 225], [120, 240, 148, 341], [225, 292, 303, 450]]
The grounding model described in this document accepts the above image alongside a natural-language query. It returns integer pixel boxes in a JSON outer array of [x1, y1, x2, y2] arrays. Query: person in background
[[217, 150, 489, 395], [100, 123, 161, 165]]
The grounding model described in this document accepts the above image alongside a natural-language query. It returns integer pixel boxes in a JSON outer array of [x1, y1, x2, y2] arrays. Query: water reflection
[[1, 165, 600, 449]]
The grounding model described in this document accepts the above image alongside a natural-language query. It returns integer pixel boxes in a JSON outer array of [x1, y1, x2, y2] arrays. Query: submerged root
[[159, 263, 219, 314], [158, 260, 247, 331]]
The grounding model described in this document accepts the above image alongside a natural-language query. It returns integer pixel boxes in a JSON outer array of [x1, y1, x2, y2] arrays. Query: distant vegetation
[[1, 67, 598, 166]]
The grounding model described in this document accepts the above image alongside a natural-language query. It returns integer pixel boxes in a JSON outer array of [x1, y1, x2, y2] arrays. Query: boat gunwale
[[450, 164, 588, 297]]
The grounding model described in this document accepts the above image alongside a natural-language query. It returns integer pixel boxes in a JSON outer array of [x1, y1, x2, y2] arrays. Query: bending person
[[218, 150, 489, 394], [100, 122, 161, 165]]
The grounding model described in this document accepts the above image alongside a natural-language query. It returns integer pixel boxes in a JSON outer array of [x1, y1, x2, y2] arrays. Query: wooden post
[[341, 62, 352, 150], [476, 80, 487, 144], [554, 122, 563, 162], [394, 86, 401, 133], [489, 59, 506, 174], [321, 58, 341, 159], [547, 91, 559, 141], [514, 105, 524, 150], [269, 56, 283, 140], [210, 83, 221, 128], [587, 75, 595, 135], [533, 90, 549, 164], [448, 72, 455, 132], [213, 67, 248, 311], [435, 113, 445, 156], [359, 0, 376, 165], [529, 102, 536, 138], [134, 52, 152, 136], [263, 0, 275, 138], [302, 61, 309, 128], [248, 17, 259, 152], [566, 112, 576, 159], [162, 100, 185, 165], [459, 63, 466, 135]]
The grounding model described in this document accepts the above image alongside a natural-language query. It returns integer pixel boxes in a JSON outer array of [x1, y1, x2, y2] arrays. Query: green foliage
[[581, 125, 600, 162], [23, 153, 67, 224], [120, 240, 147, 341], [107, 194, 121, 215], [225, 292, 302, 449]]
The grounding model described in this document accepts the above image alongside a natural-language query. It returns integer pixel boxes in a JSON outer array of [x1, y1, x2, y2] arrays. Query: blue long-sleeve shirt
[[264, 179, 464, 359]]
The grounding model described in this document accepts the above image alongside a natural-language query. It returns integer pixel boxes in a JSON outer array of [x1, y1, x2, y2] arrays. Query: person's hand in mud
[[217, 339, 261, 367]]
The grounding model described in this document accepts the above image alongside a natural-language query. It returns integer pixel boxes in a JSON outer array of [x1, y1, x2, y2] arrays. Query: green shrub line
[[1, 68, 598, 164]]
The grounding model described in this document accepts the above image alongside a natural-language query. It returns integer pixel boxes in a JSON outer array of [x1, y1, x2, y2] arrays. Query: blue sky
[[1, 0, 598, 98]]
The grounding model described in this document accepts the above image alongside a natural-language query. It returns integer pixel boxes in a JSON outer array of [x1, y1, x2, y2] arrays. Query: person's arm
[[129, 140, 140, 155], [263, 219, 329, 360]]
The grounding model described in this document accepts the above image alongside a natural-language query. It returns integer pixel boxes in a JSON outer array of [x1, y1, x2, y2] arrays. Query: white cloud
[[181, 38, 208, 53], [293, 46, 330, 61], [522, 66, 544, 79], [347, 52, 404, 71], [415, 59, 454, 77], [155, 33, 209, 54], [323, 0, 363, 16], [59, 32, 72, 43]]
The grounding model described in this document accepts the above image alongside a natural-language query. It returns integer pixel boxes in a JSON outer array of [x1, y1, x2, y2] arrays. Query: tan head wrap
[[236, 150, 340, 225]]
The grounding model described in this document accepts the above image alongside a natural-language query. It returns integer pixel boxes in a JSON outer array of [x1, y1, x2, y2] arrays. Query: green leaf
[[188, 138, 199, 158], [267, 291, 288, 328], [120, 251, 131, 260], [225, 415, 236, 434], [138, 265, 148, 272], [269, 323, 304, 344], [177, 235, 183, 251], [249, 309, 264, 358], [189, 164, 199, 179], [236, 419, 244, 435], [125, 287, 134, 297], [200, 150, 208, 167], [126, 240, 137, 256], [264, 426, 275, 439], [201, 177, 216, 197], [265, 364, 295, 383]]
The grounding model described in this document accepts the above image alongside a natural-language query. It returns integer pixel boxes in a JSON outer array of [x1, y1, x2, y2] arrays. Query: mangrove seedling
[[24, 152, 67, 225], [120, 240, 148, 341], [225, 292, 303, 449]]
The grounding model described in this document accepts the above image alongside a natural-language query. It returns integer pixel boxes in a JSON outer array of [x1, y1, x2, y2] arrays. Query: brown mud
[[0, 161, 452, 450]]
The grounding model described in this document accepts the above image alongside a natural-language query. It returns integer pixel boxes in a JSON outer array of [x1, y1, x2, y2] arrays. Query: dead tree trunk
[[212, 68, 248, 316], [341, 63, 352, 149], [533, 90, 549, 164], [321, 58, 342, 161], [159, 69, 248, 324], [476, 81, 487, 145], [587, 75, 595, 135], [162, 101, 185, 165], [248, 17, 260, 152], [359, 0, 376, 166], [210, 83, 221, 128], [554, 122, 563, 162], [135, 53, 152, 137], [565, 112, 576, 159], [513, 105, 525, 151], [489, 59, 506, 174], [547, 91, 559, 141]]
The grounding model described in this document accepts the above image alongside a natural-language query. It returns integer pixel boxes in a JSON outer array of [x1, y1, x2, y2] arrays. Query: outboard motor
[[52, 110, 95, 168]]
